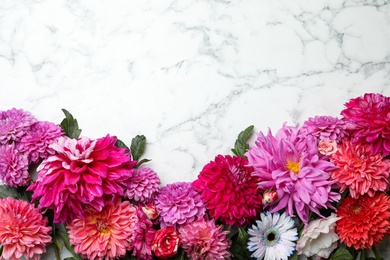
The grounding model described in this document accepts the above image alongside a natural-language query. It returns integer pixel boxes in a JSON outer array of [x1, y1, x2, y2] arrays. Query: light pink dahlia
[[0, 144, 30, 187], [0, 108, 36, 145], [300, 115, 347, 142], [330, 140, 390, 198], [124, 167, 161, 202], [67, 199, 137, 260], [27, 135, 136, 223], [155, 182, 205, 228], [130, 205, 156, 260], [341, 93, 390, 155], [179, 218, 232, 260], [18, 121, 64, 163], [0, 197, 52, 260], [192, 155, 263, 226], [246, 124, 340, 224]]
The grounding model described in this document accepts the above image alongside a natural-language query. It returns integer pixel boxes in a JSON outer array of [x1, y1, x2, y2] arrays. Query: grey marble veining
[[0, 0, 389, 259]]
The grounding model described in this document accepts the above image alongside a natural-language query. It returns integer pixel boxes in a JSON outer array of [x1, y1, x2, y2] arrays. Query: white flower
[[247, 212, 298, 260], [296, 214, 340, 259]]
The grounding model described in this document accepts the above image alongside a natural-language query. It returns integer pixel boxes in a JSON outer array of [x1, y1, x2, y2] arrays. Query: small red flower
[[152, 227, 180, 259]]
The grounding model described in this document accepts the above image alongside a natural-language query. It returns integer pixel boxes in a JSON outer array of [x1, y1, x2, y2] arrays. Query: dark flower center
[[263, 228, 280, 247], [267, 232, 276, 241]]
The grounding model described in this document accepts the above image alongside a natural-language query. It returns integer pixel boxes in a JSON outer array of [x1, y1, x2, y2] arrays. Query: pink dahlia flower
[[0, 197, 51, 260], [246, 124, 340, 224], [130, 205, 156, 260], [330, 140, 390, 198], [0, 108, 36, 145], [193, 155, 263, 226], [67, 199, 137, 260], [18, 121, 63, 163], [300, 115, 347, 142], [155, 182, 205, 228], [27, 135, 136, 223], [179, 218, 232, 260], [0, 144, 30, 187], [124, 167, 161, 202], [341, 93, 390, 155]]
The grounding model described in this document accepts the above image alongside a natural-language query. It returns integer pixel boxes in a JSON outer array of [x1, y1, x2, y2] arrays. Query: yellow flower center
[[286, 161, 300, 174], [93, 217, 111, 235]]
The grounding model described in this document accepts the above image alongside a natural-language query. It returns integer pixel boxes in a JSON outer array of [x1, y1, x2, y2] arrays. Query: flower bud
[[262, 189, 278, 204], [318, 140, 338, 156], [142, 204, 159, 220]]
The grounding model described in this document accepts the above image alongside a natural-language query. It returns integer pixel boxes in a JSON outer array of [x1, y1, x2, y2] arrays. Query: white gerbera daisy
[[247, 212, 298, 260]]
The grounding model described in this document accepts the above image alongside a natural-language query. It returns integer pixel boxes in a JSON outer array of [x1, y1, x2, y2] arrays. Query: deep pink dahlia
[[27, 135, 136, 223], [130, 205, 156, 260], [0, 108, 36, 145], [0, 197, 52, 260], [124, 167, 161, 202], [18, 121, 64, 163], [246, 124, 340, 224], [0, 144, 30, 187], [179, 218, 232, 260], [341, 93, 390, 155], [192, 155, 263, 226], [300, 115, 347, 142], [155, 182, 205, 228], [67, 199, 137, 260], [330, 140, 390, 198]]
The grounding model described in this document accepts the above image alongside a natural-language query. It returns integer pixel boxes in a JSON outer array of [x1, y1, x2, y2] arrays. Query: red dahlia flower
[[28, 135, 136, 223], [335, 193, 390, 249], [341, 93, 390, 155], [193, 154, 262, 226]]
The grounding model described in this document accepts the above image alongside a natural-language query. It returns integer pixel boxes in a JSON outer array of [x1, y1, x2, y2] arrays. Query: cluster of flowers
[[0, 92, 389, 260]]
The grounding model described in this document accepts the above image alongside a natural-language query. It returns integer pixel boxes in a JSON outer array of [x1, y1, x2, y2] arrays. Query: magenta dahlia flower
[[192, 154, 263, 226], [0, 144, 30, 187], [18, 121, 63, 163], [246, 124, 340, 224], [130, 205, 156, 260], [155, 182, 205, 228], [341, 93, 390, 155], [27, 135, 136, 223], [0, 108, 36, 145], [179, 218, 232, 260], [67, 199, 137, 260], [0, 197, 52, 260], [300, 115, 347, 142], [124, 167, 161, 202], [330, 140, 390, 198]]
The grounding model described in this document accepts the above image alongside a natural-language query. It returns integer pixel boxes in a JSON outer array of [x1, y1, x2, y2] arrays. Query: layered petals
[[27, 135, 136, 223]]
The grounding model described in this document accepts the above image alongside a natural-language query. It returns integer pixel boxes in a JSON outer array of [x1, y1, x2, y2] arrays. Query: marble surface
[[1, 0, 390, 259]]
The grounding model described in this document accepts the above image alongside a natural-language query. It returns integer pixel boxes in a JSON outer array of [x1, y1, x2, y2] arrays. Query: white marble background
[[1, 0, 390, 258]]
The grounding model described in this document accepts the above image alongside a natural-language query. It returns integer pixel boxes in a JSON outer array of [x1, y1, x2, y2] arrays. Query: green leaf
[[0, 185, 20, 199], [60, 109, 82, 139], [115, 138, 130, 150], [331, 248, 354, 260], [135, 158, 151, 168], [288, 252, 298, 260], [130, 135, 147, 161], [57, 230, 84, 260], [230, 227, 252, 260], [231, 125, 254, 158]]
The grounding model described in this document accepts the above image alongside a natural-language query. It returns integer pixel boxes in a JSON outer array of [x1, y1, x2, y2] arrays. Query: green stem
[[360, 249, 367, 260], [372, 246, 381, 260]]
